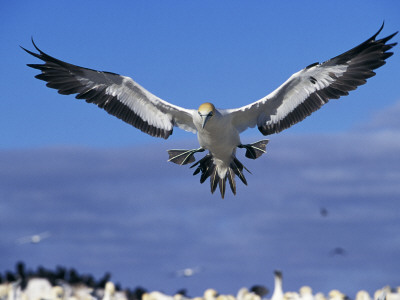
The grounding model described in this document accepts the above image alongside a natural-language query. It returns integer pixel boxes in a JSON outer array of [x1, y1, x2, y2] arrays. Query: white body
[[194, 110, 240, 178]]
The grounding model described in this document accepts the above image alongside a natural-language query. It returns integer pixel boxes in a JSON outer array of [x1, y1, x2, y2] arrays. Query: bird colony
[[1, 265, 399, 300]]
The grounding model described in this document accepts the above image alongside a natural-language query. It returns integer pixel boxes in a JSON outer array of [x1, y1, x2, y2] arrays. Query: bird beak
[[201, 113, 212, 129]]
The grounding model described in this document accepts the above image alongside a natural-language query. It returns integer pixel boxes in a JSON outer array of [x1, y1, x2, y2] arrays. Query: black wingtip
[[20, 43, 42, 62], [19, 44, 29, 53], [371, 21, 398, 43], [20, 37, 44, 60], [380, 31, 399, 45], [374, 21, 385, 40], [22, 38, 60, 65], [30, 37, 42, 54]]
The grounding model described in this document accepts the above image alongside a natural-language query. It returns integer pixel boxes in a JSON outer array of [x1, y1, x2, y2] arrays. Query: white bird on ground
[[143, 291, 174, 300], [50, 286, 64, 300], [0, 282, 9, 300], [328, 290, 347, 300], [3, 280, 23, 300], [299, 286, 313, 300], [22, 24, 397, 198], [314, 293, 326, 300], [24, 278, 52, 300], [375, 287, 400, 300], [356, 291, 371, 300], [237, 288, 261, 300], [101, 282, 116, 300], [284, 292, 300, 300], [271, 270, 284, 300], [203, 289, 219, 300]]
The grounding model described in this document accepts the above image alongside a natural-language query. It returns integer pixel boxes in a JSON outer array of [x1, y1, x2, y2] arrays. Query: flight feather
[[228, 23, 398, 135], [22, 39, 197, 139]]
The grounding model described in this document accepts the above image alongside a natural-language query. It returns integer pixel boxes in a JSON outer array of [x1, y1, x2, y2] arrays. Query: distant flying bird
[[329, 247, 347, 257], [16, 231, 51, 244], [320, 207, 328, 217], [174, 266, 202, 278], [22, 24, 397, 198]]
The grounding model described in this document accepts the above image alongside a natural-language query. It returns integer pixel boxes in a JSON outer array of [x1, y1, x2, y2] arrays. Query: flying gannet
[[16, 231, 51, 244], [22, 24, 397, 198]]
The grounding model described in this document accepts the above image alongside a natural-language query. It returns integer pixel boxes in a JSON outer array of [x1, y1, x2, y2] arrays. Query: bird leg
[[167, 148, 205, 165], [238, 139, 269, 160]]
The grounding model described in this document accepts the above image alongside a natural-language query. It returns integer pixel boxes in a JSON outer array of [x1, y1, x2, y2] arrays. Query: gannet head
[[198, 102, 216, 129], [105, 281, 115, 296], [300, 286, 312, 296], [204, 288, 219, 300]]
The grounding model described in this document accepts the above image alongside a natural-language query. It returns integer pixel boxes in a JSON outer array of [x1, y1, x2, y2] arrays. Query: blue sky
[[1, 1, 399, 148], [1, 1, 400, 298]]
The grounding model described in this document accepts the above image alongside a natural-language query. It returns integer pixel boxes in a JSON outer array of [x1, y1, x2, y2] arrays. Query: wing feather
[[228, 23, 397, 135], [22, 40, 197, 139]]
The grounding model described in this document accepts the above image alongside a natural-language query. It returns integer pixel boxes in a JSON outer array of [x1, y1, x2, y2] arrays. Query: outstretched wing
[[22, 40, 197, 139], [228, 23, 397, 135]]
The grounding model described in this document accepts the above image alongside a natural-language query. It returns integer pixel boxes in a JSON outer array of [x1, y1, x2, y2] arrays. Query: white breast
[[195, 110, 240, 165]]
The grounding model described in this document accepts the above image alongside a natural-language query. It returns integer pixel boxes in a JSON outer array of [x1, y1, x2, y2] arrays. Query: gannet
[[355, 291, 371, 300], [314, 293, 327, 300], [22, 24, 397, 198], [16, 231, 51, 245], [102, 282, 115, 300], [203, 289, 219, 300], [271, 270, 284, 300], [250, 285, 269, 298], [299, 286, 314, 300], [51, 286, 65, 300], [174, 266, 202, 277], [24, 278, 52, 300], [328, 290, 348, 300]]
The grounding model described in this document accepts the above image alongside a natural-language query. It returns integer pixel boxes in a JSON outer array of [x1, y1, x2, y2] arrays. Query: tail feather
[[201, 158, 215, 184], [227, 168, 236, 195], [190, 154, 214, 183], [219, 176, 227, 198], [191, 154, 249, 198], [210, 168, 219, 195], [230, 157, 248, 185], [168, 140, 269, 197]]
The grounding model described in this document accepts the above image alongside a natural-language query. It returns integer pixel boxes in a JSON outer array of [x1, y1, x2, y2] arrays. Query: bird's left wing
[[22, 40, 197, 139], [227, 24, 397, 135]]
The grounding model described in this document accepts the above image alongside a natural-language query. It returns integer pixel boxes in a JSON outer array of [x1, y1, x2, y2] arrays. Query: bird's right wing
[[227, 24, 397, 135], [22, 40, 197, 139]]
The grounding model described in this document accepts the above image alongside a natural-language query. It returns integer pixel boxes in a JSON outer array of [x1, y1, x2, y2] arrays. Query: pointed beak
[[201, 113, 212, 129]]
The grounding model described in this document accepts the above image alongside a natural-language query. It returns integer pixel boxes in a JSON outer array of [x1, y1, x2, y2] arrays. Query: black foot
[[167, 148, 205, 165], [190, 154, 250, 198], [238, 140, 269, 159]]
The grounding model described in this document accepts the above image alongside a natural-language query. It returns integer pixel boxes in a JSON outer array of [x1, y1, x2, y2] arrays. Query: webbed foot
[[238, 139, 269, 159], [167, 148, 205, 165]]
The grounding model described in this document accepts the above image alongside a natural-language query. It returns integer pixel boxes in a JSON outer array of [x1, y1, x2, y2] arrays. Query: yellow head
[[198, 102, 216, 129], [198, 102, 215, 114]]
